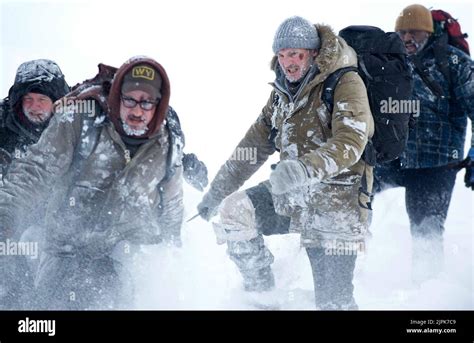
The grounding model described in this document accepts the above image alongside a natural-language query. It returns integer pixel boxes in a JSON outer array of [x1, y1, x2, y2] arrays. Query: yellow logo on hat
[[132, 66, 155, 80]]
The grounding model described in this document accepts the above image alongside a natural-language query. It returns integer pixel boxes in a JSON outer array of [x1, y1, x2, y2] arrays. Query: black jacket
[[0, 59, 69, 158]]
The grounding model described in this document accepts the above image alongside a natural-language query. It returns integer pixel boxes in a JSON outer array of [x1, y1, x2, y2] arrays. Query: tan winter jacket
[[207, 25, 374, 248]]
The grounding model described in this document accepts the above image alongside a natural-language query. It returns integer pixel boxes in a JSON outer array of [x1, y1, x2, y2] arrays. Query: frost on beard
[[122, 121, 149, 137]]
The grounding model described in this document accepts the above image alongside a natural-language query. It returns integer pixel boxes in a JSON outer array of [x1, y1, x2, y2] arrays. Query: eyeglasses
[[121, 94, 158, 111]]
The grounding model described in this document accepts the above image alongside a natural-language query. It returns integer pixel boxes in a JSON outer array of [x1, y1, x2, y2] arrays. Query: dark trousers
[[374, 161, 457, 238], [306, 247, 357, 310], [374, 161, 458, 281], [227, 182, 357, 309]]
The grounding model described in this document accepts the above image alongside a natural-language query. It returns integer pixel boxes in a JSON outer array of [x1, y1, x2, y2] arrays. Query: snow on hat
[[272, 16, 320, 54], [8, 59, 69, 106], [121, 64, 162, 99]]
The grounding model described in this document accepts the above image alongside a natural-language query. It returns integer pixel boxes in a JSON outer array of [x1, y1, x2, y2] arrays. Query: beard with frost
[[23, 107, 51, 125], [121, 120, 149, 137]]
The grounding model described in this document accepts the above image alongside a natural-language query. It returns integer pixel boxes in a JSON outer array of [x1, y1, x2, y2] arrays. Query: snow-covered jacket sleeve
[[300, 71, 373, 180]]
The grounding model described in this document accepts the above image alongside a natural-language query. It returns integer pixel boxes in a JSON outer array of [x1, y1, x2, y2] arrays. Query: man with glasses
[[374, 4, 474, 283], [118, 63, 167, 137], [119, 69, 207, 192], [0, 56, 184, 309]]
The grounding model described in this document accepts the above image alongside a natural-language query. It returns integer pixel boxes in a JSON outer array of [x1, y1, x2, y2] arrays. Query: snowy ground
[[129, 171, 473, 310], [1, 0, 473, 311]]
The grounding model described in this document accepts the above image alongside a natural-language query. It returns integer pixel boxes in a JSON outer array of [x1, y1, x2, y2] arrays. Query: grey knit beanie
[[272, 16, 320, 54]]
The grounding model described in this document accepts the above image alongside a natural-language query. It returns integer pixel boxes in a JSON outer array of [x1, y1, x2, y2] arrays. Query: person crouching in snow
[[197, 16, 374, 310]]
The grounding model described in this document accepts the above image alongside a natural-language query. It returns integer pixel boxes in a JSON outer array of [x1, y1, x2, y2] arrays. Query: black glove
[[464, 148, 474, 190], [197, 190, 222, 221], [182, 153, 208, 191]]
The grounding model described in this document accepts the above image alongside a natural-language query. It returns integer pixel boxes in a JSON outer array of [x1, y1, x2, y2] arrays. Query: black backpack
[[322, 26, 414, 166]]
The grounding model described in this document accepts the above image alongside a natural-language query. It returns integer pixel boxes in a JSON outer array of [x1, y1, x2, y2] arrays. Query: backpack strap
[[433, 34, 452, 86], [321, 67, 359, 115], [412, 55, 446, 99], [268, 92, 280, 152], [322, 66, 374, 210], [162, 106, 184, 182], [412, 35, 452, 99], [358, 165, 373, 210], [70, 113, 105, 183], [156, 107, 184, 215]]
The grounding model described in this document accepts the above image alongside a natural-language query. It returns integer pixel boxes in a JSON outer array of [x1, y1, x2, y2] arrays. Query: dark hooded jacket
[[0, 59, 69, 155]]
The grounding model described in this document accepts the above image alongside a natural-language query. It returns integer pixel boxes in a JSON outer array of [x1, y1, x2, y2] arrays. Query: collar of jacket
[[270, 24, 358, 103], [5, 105, 46, 142], [106, 121, 167, 156], [274, 64, 319, 103], [120, 134, 149, 146], [413, 33, 444, 60]]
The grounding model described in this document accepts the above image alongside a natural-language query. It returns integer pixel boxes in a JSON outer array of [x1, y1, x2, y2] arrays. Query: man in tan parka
[[0, 56, 184, 309], [198, 16, 374, 310]]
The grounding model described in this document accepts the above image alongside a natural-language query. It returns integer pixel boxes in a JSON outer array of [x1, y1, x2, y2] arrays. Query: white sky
[[1, 0, 472, 177]]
